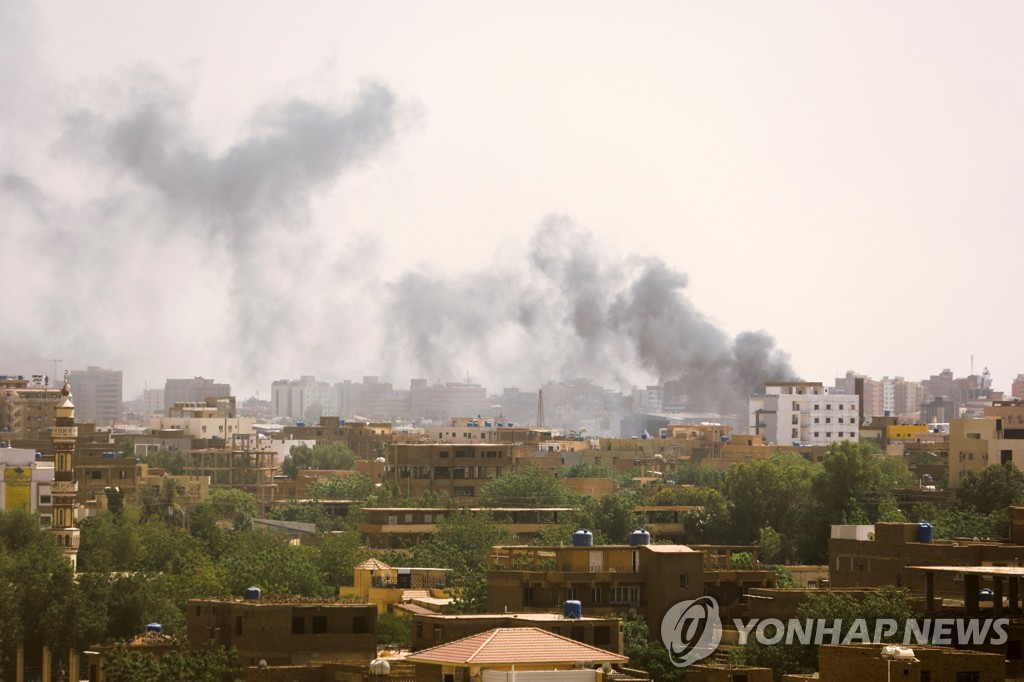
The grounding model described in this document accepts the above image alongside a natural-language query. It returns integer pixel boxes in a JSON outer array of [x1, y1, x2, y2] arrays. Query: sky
[[2, 1, 1023, 403]]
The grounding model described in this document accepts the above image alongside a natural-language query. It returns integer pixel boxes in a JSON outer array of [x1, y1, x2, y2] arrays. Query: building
[[357, 507, 575, 549], [66, 366, 122, 426], [410, 612, 625, 655], [163, 377, 230, 415], [271, 376, 339, 422], [51, 375, 80, 569], [141, 388, 165, 416], [748, 382, 859, 446], [408, 380, 488, 422], [0, 375, 62, 439], [405, 627, 628, 682], [828, 519, 1024, 598], [0, 446, 54, 523], [690, 664, 772, 682], [949, 401, 1024, 487], [386, 443, 541, 500], [350, 558, 452, 615], [797, 643, 1005, 682], [488, 541, 776, 635], [187, 597, 377, 668]]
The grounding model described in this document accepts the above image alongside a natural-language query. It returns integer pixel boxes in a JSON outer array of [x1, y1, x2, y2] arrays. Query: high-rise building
[[748, 381, 859, 446], [67, 366, 122, 425], [271, 376, 339, 421], [163, 377, 231, 415], [51, 374, 79, 569]]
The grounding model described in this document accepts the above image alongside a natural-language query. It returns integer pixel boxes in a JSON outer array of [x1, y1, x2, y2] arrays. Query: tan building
[[783, 643, 1005, 682], [829, 520, 1024, 598], [350, 558, 451, 615], [278, 416, 394, 459], [357, 507, 575, 549], [386, 442, 547, 501], [66, 366, 122, 426], [0, 376, 61, 439], [949, 401, 1024, 487], [690, 664, 772, 682], [488, 542, 775, 635], [187, 597, 377, 668]]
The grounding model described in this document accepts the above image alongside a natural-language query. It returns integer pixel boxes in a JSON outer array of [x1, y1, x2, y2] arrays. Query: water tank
[[572, 529, 594, 547], [629, 529, 652, 546], [368, 659, 391, 676], [244, 586, 262, 601], [146, 623, 163, 634], [374, 457, 386, 464], [563, 600, 582, 619], [918, 521, 934, 543]]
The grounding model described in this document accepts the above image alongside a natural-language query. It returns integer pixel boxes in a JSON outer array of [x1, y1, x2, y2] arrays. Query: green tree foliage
[[666, 462, 727, 488], [377, 613, 412, 648], [875, 493, 908, 522], [217, 531, 330, 597], [479, 467, 573, 507], [314, 530, 374, 588], [102, 641, 238, 682], [141, 448, 186, 475], [954, 463, 1024, 515], [563, 461, 616, 478], [619, 610, 685, 681], [726, 452, 814, 559], [307, 474, 375, 501], [189, 489, 258, 552], [281, 443, 357, 480]]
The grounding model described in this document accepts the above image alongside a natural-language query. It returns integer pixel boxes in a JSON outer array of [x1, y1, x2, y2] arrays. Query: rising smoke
[[1, 7, 796, 411], [383, 216, 797, 415]]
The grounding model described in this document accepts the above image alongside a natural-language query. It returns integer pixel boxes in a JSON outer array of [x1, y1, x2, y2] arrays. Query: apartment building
[[386, 442, 553, 500], [487, 540, 776, 635], [66, 366, 122, 425], [0, 376, 61, 439], [163, 377, 230, 415], [271, 376, 340, 421], [748, 381, 859, 446], [357, 506, 574, 549], [187, 597, 377, 667], [949, 401, 1024, 487]]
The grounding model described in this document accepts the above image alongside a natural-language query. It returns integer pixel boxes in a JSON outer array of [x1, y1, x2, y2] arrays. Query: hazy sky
[[3, 1, 1023, 400]]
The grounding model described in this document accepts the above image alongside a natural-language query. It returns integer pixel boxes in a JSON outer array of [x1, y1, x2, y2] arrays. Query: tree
[[564, 461, 616, 478], [875, 493, 908, 522], [954, 463, 1024, 515], [619, 610, 685, 681], [314, 530, 374, 588], [479, 467, 572, 508], [308, 474, 375, 500], [725, 452, 814, 560], [102, 641, 238, 682], [281, 443, 357, 480], [141, 448, 186, 475], [217, 531, 331, 597]]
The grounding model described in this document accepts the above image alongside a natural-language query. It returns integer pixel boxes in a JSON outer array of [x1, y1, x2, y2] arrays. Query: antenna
[[536, 389, 545, 428]]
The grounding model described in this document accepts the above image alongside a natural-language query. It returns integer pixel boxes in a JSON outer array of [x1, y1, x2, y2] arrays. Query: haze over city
[[3, 1, 1023, 400]]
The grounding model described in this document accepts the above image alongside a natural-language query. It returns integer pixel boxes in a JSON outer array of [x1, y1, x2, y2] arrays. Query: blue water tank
[[629, 529, 652, 546], [245, 586, 262, 601], [563, 600, 582, 619], [572, 529, 594, 547], [918, 521, 934, 543], [146, 623, 163, 633]]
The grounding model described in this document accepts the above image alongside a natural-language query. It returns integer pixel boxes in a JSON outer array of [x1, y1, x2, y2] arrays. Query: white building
[[0, 447, 55, 524], [748, 381, 859, 446], [271, 376, 340, 421]]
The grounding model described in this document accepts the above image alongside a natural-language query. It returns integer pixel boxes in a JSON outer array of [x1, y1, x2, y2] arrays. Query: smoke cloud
[[383, 215, 797, 414]]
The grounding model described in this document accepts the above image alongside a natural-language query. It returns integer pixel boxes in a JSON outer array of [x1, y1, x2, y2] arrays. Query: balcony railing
[[371, 575, 450, 590]]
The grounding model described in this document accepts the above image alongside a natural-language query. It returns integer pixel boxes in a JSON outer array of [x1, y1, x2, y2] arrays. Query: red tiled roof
[[354, 558, 391, 571], [406, 627, 628, 666]]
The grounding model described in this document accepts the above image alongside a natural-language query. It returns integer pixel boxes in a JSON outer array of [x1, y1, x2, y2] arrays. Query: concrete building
[[0, 446, 54, 523], [350, 558, 451, 615], [187, 597, 377, 668], [1013, 375, 1024, 401], [0, 375, 62, 439], [949, 401, 1024, 487], [163, 377, 230, 415], [141, 388, 164, 416], [357, 507, 575, 549], [386, 443, 547, 501], [67, 366, 122, 426], [828, 519, 1024, 598], [487, 542, 776, 635], [793, 643, 1005, 682], [271, 376, 339, 422], [748, 382, 859, 446], [408, 379, 488, 422]]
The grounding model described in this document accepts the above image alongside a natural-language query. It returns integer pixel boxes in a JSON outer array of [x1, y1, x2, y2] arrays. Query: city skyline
[[3, 2, 1023, 399]]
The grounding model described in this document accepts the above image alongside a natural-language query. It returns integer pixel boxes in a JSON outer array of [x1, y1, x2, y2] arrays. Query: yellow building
[[350, 559, 452, 615]]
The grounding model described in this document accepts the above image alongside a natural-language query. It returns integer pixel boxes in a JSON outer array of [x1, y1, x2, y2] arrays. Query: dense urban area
[[2, 365, 1024, 681]]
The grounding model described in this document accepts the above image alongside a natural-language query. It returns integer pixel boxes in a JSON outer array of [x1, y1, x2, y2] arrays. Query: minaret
[[51, 372, 80, 569]]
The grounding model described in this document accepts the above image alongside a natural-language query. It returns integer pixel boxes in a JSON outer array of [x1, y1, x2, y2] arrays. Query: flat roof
[[910, 566, 1024, 576], [361, 507, 574, 513], [412, 612, 616, 622]]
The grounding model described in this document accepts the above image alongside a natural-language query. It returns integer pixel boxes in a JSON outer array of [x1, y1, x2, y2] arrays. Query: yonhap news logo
[[660, 596, 722, 668]]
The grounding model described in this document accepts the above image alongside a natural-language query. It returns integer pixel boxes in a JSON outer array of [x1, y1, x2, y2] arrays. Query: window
[[40, 495, 51, 504], [90, 471, 102, 480], [814, 417, 820, 424], [524, 586, 534, 603], [565, 587, 579, 601], [594, 626, 611, 646], [292, 617, 305, 634], [680, 574, 688, 589], [352, 616, 368, 634], [312, 616, 327, 634], [956, 673, 980, 682], [825, 417, 831, 424], [1009, 640, 1022, 660], [591, 587, 601, 604], [235, 616, 243, 635], [611, 586, 640, 605]]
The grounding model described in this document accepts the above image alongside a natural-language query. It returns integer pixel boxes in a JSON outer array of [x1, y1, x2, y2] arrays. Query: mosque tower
[[51, 372, 80, 569]]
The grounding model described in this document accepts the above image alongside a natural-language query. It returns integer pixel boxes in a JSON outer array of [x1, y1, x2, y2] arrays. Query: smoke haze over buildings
[[1, 1, 797, 412]]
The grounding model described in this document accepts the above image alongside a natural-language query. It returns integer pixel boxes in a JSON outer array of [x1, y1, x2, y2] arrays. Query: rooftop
[[406, 627, 627, 666]]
